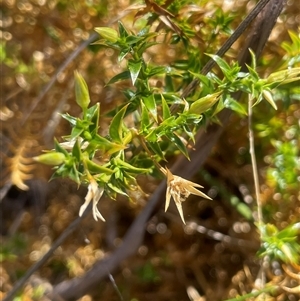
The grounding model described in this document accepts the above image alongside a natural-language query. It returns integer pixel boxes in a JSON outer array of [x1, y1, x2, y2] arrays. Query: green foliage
[[32, 4, 300, 299], [267, 139, 300, 191], [34, 16, 300, 221], [258, 223, 300, 264]]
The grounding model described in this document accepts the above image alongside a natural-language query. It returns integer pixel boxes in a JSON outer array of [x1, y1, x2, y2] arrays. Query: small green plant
[[33, 6, 300, 299], [35, 21, 299, 225]]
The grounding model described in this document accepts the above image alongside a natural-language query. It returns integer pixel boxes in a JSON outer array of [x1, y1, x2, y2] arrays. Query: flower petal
[[93, 204, 105, 221], [187, 185, 212, 199], [79, 184, 93, 216], [92, 187, 105, 221], [183, 179, 204, 188], [174, 200, 186, 224], [165, 186, 172, 212], [79, 198, 91, 216]]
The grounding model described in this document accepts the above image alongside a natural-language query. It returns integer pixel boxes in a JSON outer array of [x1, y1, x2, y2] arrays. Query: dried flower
[[165, 168, 212, 224], [79, 178, 105, 221]]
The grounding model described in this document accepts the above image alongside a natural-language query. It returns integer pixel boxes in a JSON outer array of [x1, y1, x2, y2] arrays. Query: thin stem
[[107, 272, 124, 301], [248, 95, 266, 288], [248, 96, 263, 224]]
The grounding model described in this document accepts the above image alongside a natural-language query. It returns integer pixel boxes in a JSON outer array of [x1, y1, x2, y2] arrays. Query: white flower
[[165, 168, 212, 224], [79, 179, 105, 221], [60, 137, 89, 150]]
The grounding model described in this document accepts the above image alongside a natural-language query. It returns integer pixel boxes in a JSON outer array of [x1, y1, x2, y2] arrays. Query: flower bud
[[94, 27, 119, 43], [262, 89, 277, 110], [189, 91, 222, 115], [74, 70, 90, 111], [34, 152, 66, 165]]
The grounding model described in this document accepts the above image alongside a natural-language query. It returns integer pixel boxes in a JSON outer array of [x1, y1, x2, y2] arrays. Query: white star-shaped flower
[[165, 168, 212, 224], [79, 178, 105, 222]]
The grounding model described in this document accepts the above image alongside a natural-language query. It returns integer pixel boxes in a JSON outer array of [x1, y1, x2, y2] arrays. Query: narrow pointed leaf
[[72, 139, 82, 161], [148, 141, 165, 160], [107, 71, 131, 85], [85, 159, 114, 175], [128, 60, 142, 85], [143, 94, 157, 122], [109, 104, 129, 143], [224, 96, 247, 115], [88, 135, 126, 154], [166, 133, 189, 159], [141, 102, 151, 133], [107, 182, 128, 196], [161, 94, 171, 119], [115, 158, 150, 173], [118, 21, 129, 39], [206, 54, 230, 73]]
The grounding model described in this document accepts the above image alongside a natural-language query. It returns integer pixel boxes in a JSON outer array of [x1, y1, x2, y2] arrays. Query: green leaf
[[88, 135, 126, 155], [107, 181, 128, 196], [115, 158, 150, 174], [166, 133, 189, 159], [206, 54, 230, 73], [107, 71, 131, 85], [72, 139, 82, 161], [147, 141, 166, 160], [141, 101, 151, 133], [224, 96, 247, 115], [248, 48, 257, 70], [70, 126, 84, 139], [84, 158, 114, 175], [161, 94, 171, 120], [69, 165, 81, 184], [61, 113, 77, 126], [118, 21, 129, 39], [109, 104, 128, 143], [128, 59, 142, 85], [74, 71, 90, 112], [183, 124, 194, 143], [143, 94, 157, 122], [86, 103, 100, 134], [118, 49, 130, 62], [147, 66, 166, 77], [189, 91, 222, 114], [189, 71, 212, 87], [246, 64, 259, 81], [54, 138, 69, 156]]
